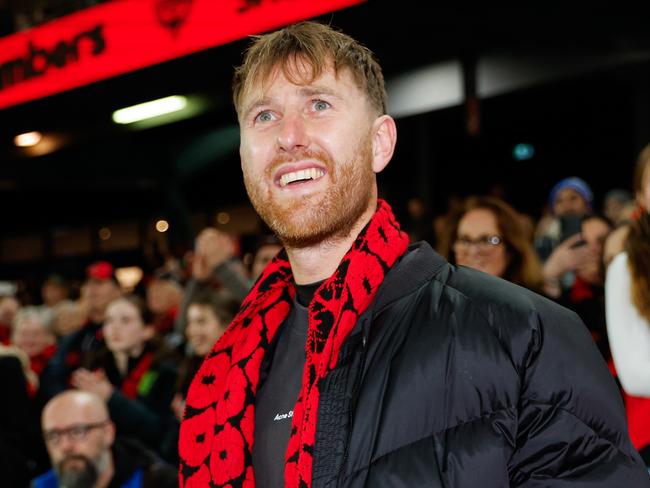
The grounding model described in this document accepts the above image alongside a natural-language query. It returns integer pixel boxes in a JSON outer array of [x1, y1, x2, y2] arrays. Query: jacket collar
[[372, 241, 447, 316]]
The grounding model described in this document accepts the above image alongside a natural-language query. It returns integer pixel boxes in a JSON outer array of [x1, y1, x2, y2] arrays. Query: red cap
[[86, 261, 115, 281]]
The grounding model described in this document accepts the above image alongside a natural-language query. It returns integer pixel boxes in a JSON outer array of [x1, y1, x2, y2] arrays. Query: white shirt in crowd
[[606, 252, 650, 397]]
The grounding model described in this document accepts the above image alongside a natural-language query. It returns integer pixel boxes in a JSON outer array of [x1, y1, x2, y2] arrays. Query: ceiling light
[[112, 96, 187, 124], [155, 220, 169, 233], [217, 212, 230, 224], [115, 266, 143, 292], [98, 227, 112, 240], [14, 131, 42, 147]]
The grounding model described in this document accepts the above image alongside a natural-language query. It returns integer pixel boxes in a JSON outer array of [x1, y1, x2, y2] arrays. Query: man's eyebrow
[[242, 97, 272, 120], [298, 86, 341, 98]]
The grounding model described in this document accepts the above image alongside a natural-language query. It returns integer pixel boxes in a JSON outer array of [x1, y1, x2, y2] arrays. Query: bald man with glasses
[[33, 390, 177, 488]]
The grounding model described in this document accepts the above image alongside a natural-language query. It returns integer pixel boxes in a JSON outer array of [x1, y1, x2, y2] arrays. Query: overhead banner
[[0, 0, 364, 109]]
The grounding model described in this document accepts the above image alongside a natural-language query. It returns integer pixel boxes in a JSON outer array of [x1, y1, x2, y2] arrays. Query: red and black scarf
[[121, 351, 154, 399], [179, 200, 409, 487]]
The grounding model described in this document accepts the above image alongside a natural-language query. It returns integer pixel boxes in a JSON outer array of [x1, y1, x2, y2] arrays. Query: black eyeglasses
[[43, 421, 110, 446], [453, 235, 503, 253]]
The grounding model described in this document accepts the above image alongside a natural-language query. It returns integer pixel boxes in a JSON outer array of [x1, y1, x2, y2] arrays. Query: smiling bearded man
[[178, 21, 649, 488], [240, 58, 378, 249], [243, 138, 375, 249]]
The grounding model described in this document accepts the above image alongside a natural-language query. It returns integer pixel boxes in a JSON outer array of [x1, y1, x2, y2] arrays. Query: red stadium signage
[[0, 0, 364, 109]]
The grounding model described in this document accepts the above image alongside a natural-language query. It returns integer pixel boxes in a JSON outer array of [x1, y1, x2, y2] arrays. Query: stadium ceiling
[[1, 2, 649, 234]]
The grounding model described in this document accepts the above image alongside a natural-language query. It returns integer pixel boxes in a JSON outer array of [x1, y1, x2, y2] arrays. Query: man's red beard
[[244, 137, 375, 249]]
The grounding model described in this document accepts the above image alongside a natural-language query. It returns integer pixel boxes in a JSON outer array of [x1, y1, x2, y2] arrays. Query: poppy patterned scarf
[[179, 199, 408, 487]]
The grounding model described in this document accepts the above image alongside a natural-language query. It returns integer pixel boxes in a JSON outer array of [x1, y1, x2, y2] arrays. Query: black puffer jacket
[[310, 243, 648, 487]]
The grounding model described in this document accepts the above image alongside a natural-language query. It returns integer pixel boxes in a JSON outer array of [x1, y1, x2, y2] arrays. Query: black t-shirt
[[252, 282, 320, 487]]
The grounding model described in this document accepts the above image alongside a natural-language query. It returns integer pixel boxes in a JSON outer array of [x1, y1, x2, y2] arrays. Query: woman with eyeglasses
[[442, 196, 544, 292]]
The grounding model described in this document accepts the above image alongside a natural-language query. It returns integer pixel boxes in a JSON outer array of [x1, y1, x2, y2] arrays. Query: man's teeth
[[279, 168, 325, 187]]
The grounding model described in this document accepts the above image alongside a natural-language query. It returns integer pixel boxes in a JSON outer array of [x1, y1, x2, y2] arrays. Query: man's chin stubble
[[254, 181, 373, 249], [57, 455, 98, 488]]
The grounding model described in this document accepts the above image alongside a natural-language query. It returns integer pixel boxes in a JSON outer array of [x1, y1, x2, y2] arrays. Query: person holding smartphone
[[538, 177, 595, 296], [548, 215, 613, 361]]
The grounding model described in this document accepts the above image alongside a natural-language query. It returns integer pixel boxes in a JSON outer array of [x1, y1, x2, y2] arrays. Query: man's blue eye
[[314, 100, 330, 111], [256, 111, 273, 123]]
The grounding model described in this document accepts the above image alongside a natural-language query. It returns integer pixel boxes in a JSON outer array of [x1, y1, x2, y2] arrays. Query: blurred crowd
[[1, 143, 649, 486]]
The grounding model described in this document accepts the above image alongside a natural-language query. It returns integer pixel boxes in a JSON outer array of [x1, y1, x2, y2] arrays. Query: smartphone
[[559, 214, 582, 244]]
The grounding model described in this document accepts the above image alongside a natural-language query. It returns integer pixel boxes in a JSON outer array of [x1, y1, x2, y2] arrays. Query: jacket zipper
[[336, 319, 369, 485]]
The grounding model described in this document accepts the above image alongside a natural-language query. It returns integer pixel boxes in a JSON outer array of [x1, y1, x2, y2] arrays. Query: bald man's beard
[[56, 455, 98, 488], [244, 137, 375, 249]]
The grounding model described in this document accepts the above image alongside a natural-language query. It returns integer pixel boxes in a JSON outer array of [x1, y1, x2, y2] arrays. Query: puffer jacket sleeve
[[508, 297, 649, 486]]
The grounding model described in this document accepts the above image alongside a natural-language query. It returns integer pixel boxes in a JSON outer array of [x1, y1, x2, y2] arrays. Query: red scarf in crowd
[[30, 344, 57, 377], [178, 200, 409, 487], [121, 351, 154, 399]]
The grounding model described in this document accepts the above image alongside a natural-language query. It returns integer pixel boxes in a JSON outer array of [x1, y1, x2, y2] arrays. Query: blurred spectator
[[0, 290, 20, 344], [250, 234, 283, 281], [50, 299, 88, 340], [603, 188, 634, 227], [72, 295, 178, 453], [41, 260, 121, 400], [535, 176, 593, 262], [186, 290, 237, 354], [174, 289, 238, 408], [605, 143, 650, 461], [33, 390, 177, 488], [11, 306, 57, 397], [0, 342, 38, 392], [146, 270, 183, 336], [40, 274, 71, 310], [541, 235, 586, 295], [83, 261, 122, 326], [442, 196, 543, 292], [549, 176, 593, 217], [572, 216, 611, 288], [548, 215, 612, 360], [162, 288, 239, 462], [0, 280, 18, 297], [173, 228, 254, 338], [537, 177, 596, 295], [0, 346, 49, 487], [193, 227, 251, 296]]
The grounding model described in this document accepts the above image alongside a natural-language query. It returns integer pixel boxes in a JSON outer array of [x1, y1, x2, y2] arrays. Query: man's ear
[[371, 115, 397, 174], [105, 420, 116, 447]]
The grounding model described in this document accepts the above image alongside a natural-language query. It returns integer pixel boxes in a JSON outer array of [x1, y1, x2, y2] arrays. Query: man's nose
[[58, 434, 78, 453], [277, 112, 308, 152]]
